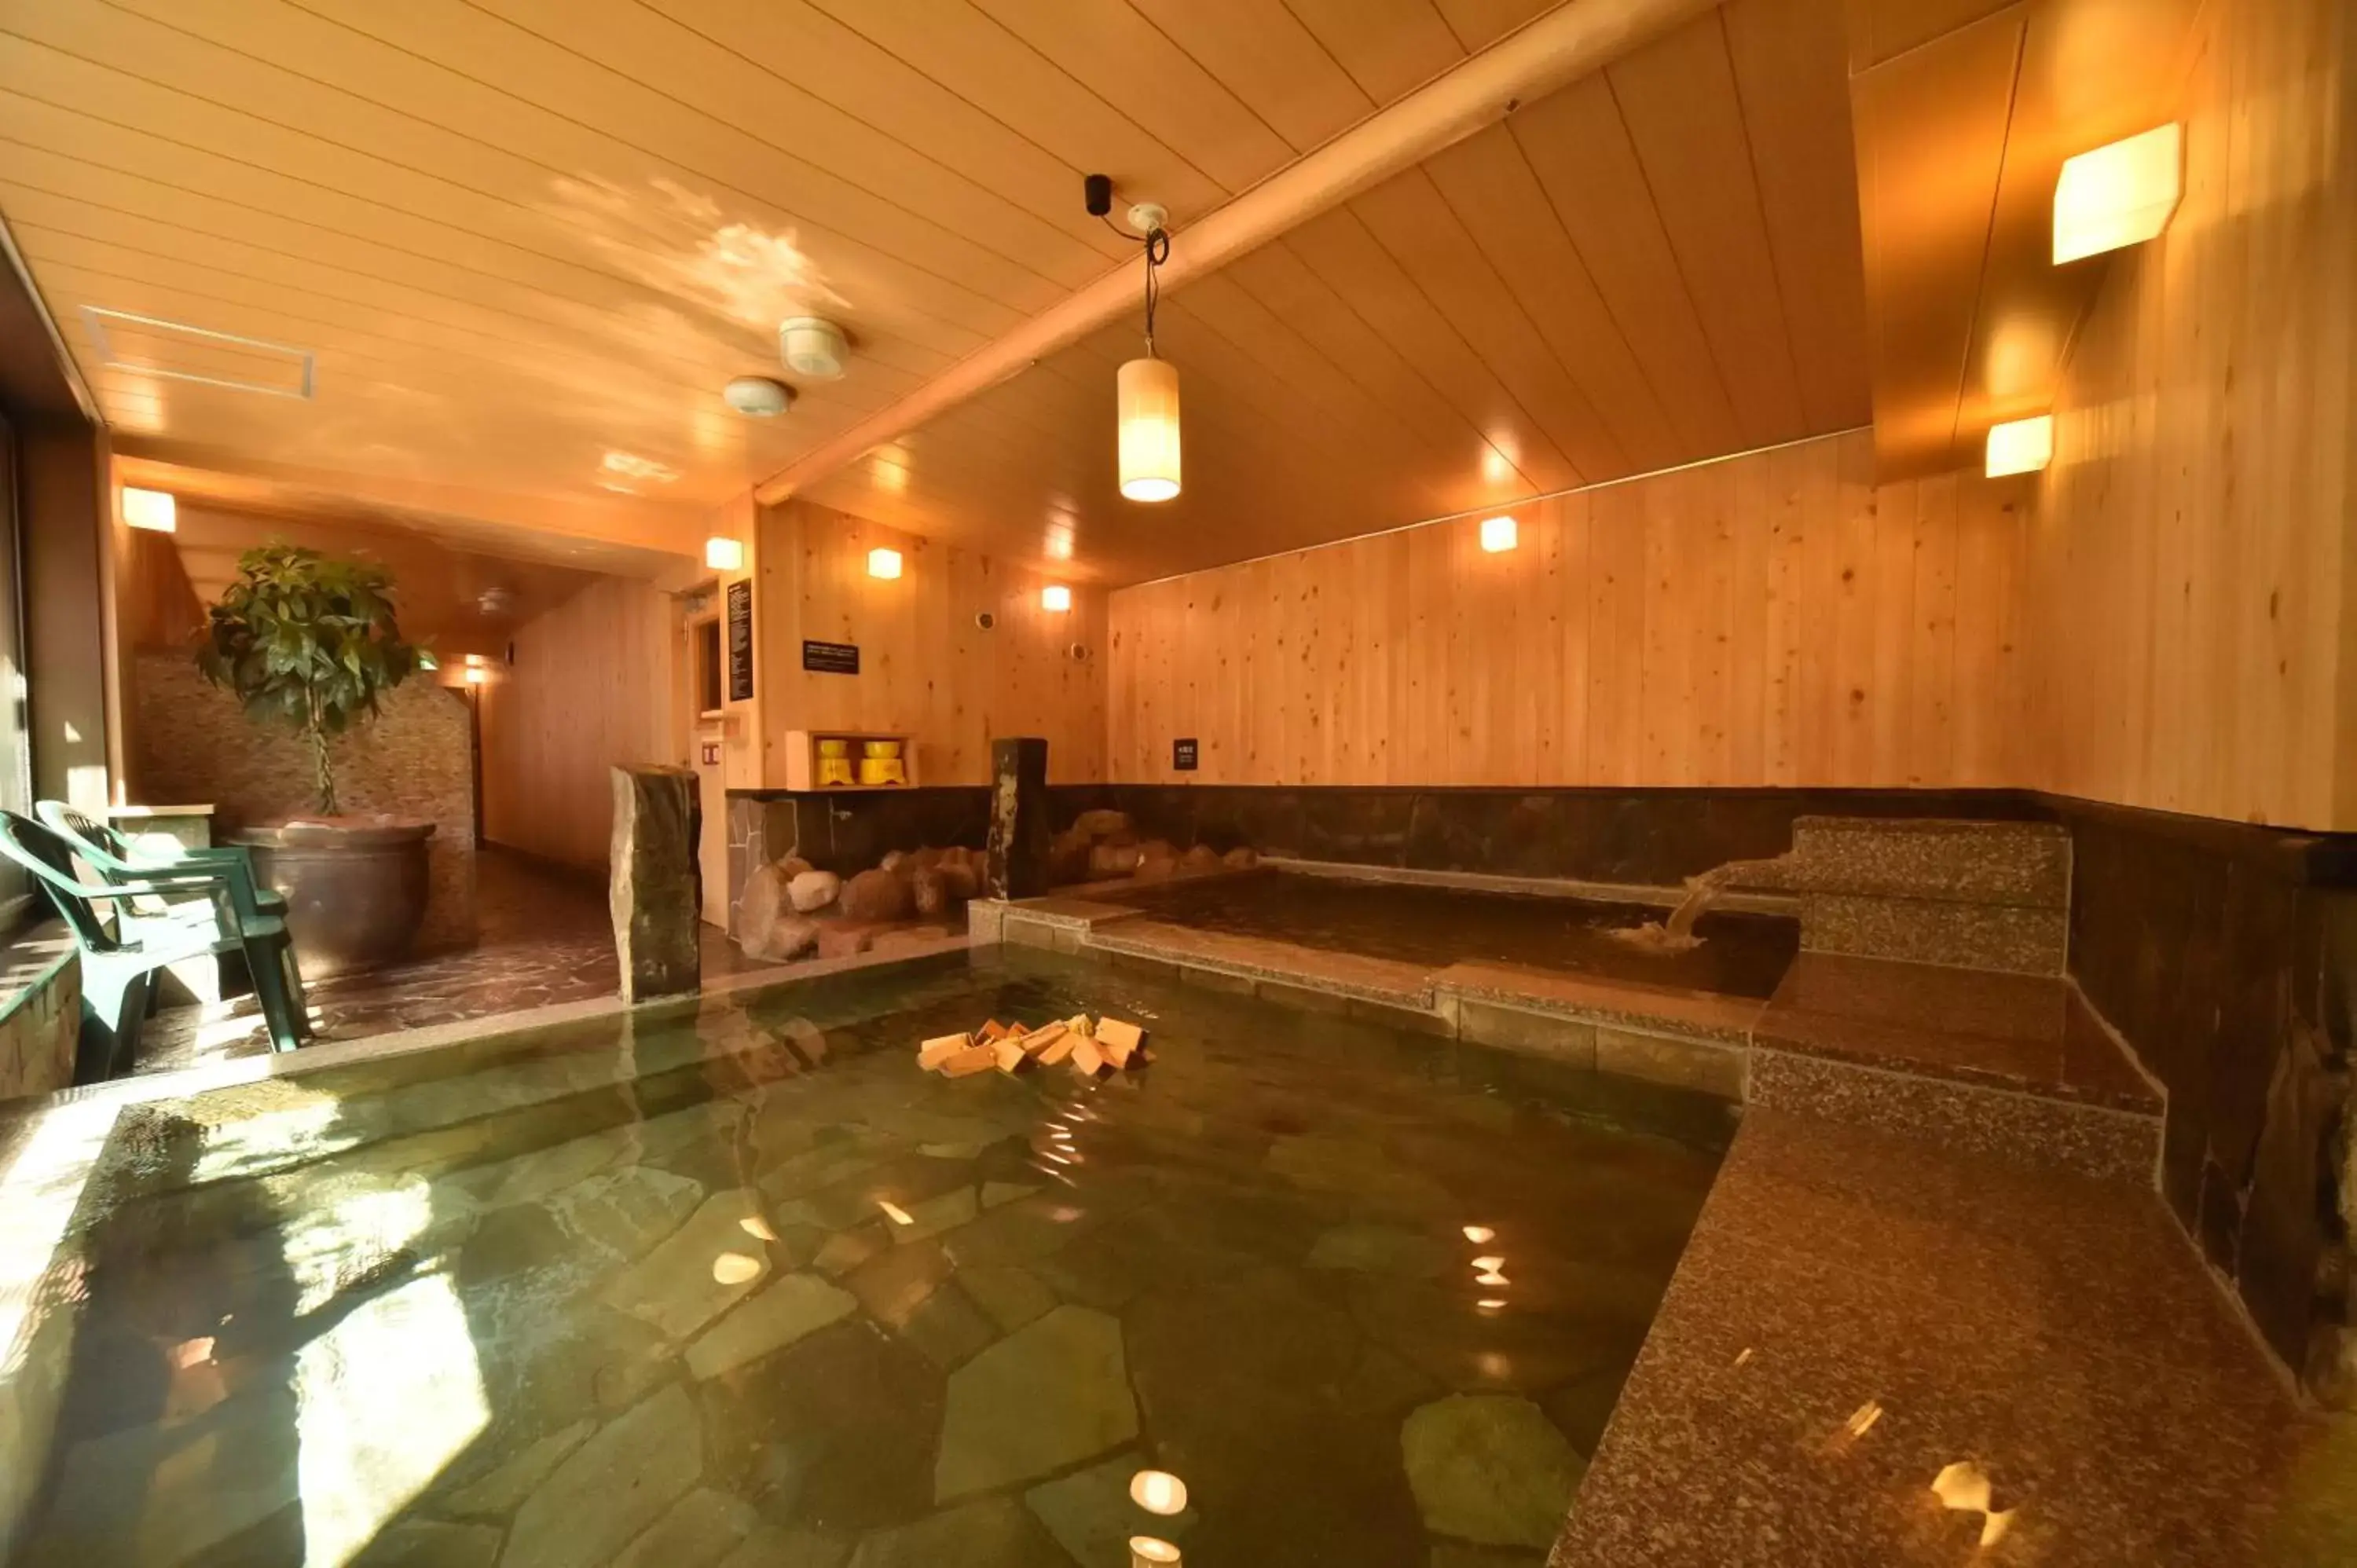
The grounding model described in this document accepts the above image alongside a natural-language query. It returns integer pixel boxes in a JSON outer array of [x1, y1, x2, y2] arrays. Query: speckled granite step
[[1786, 818, 2071, 976], [1749, 953, 2161, 1183]]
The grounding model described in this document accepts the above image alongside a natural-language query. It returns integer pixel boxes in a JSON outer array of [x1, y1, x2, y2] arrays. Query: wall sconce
[[1984, 415, 2054, 476], [463, 666, 489, 686], [704, 537, 743, 572], [122, 486, 177, 533], [867, 547, 903, 580], [1479, 515, 1517, 552], [1042, 584, 1072, 612], [2054, 123, 2182, 263]]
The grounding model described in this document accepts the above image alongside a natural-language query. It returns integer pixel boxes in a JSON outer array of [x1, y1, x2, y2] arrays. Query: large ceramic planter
[[233, 818, 435, 978]]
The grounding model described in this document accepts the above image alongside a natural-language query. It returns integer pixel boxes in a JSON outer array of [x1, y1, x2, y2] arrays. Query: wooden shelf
[[779, 729, 918, 792]]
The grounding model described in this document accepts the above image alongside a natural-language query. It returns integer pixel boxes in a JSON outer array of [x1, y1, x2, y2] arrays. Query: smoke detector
[[723, 376, 794, 417], [779, 317, 849, 381]]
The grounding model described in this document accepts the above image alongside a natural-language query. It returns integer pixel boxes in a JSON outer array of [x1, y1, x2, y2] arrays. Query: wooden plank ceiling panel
[[1607, 8, 1808, 446], [2, 0, 1873, 584]]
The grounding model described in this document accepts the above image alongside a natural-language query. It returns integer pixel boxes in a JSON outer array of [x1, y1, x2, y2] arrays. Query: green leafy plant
[[196, 544, 434, 816]]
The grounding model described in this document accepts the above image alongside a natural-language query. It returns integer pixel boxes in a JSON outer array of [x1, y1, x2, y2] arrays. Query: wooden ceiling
[[4, 0, 1873, 584]]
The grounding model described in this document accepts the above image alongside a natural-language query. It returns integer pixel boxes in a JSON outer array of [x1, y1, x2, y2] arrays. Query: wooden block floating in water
[[1065, 1013, 1095, 1038], [1021, 1022, 1068, 1056], [980, 1020, 1014, 1042], [992, 1035, 1031, 1074], [1069, 1036, 1108, 1077], [940, 1043, 999, 1079], [1036, 1033, 1080, 1066], [918, 1033, 972, 1070], [1094, 1017, 1146, 1066]]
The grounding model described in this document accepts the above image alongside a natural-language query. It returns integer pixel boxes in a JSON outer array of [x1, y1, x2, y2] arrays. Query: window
[[0, 414, 29, 928]]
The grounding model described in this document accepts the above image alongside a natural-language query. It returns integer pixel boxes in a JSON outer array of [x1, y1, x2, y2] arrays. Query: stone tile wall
[[2061, 800, 2357, 1396], [133, 652, 478, 951], [0, 932, 78, 1100]]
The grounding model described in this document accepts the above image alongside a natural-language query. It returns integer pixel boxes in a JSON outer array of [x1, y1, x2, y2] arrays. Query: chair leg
[[245, 940, 305, 1053], [76, 960, 150, 1082], [280, 945, 315, 1040]]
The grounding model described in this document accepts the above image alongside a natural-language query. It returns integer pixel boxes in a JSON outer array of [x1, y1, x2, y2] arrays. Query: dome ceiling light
[[724, 376, 794, 417]]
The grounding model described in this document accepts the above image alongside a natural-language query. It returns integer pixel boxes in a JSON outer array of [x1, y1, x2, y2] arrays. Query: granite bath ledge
[[1549, 1110, 2341, 1566], [1262, 855, 1803, 918]]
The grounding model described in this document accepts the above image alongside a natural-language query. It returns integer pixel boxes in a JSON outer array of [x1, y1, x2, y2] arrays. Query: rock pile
[[1047, 811, 1258, 888], [918, 1014, 1150, 1079], [736, 844, 992, 962]]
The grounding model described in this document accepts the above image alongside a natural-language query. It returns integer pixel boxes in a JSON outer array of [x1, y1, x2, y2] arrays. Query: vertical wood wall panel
[[755, 501, 1107, 786], [2028, 0, 2357, 830], [1106, 430, 2034, 789]]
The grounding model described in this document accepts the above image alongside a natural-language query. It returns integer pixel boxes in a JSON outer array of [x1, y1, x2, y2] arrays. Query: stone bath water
[[1106, 868, 1799, 998], [2, 947, 1729, 1567]]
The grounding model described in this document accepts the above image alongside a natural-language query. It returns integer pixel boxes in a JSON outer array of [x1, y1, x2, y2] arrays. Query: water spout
[[1606, 855, 1789, 954]]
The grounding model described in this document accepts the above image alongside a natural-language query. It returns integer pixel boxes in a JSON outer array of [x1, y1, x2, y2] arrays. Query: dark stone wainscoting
[[2061, 800, 2357, 1393], [732, 779, 2357, 1397]]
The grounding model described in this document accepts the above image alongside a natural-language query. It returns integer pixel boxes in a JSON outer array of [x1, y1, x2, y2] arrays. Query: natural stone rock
[[849, 1496, 1065, 1568], [898, 1282, 999, 1369], [1047, 827, 1091, 886], [352, 1520, 502, 1568], [904, 846, 944, 875], [598, 1188, 772, 1341], [1089, 841, 1142, 877], [879, 849, 907, 873], [1223, 845, 1260, 870], [445, 1419, 596, 1516], [788, 869, 841, 913], [817, 922, 882, 960], [936, 1305, 1138, 1500], [736, 861, 794, 954], [504, 1385, 703, 1568], [1025, 1454, 1198, 1567], [1399, 1394, 1585, 1548], [613, 1489, 762, 1568], [686, 1272, 860, 1379], [1181, 843, 1222, 873], [935, 859, 980, 904], [718, 1529, 849, 1568], [610, 765, 700, 1001], [959, 1264, 1058, 1332], [910, 866, 948, 918], [838, 868, 912, 923], [1072, 809, 1131, 840], [33, 1385, 299, 1566], [779, 855, 815, 879]]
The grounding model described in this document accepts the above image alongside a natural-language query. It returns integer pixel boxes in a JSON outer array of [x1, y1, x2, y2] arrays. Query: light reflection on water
[[5, 948, 1730, 1566]]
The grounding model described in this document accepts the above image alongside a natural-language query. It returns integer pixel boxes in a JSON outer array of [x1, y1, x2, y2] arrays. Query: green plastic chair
[[35, 800, 311, 1041], [0, 810, 308, 1079]]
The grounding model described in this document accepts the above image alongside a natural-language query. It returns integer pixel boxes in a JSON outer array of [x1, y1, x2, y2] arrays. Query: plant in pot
[[198, 544, 439, 976]]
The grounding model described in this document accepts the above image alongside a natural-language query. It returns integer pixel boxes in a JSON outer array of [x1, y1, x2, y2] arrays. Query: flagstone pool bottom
[[16, 948, 1732, 1567]]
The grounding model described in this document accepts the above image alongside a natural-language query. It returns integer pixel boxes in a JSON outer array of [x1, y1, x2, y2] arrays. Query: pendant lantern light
[[1117, 213, 1180, 503]]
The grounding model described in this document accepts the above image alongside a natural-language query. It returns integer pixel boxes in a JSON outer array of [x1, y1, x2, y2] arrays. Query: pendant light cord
[[1103, 214, 1171, 357]]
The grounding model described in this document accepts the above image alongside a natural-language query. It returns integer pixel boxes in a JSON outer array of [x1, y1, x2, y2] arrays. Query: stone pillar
[[610, 765, 701, 1002], [986, 737, 1050, 901]]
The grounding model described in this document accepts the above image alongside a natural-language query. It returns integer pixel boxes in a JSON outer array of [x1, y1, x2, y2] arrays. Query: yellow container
[[859, 757, 907, 786], [816, 738, 851, 758], [818, 757, 856, 786], [863, 739, 903, 759]]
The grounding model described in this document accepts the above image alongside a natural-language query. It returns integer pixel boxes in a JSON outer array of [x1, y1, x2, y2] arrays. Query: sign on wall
[[726, 580, 754, 702], [1173, 738, 1199, 771], [802, 639, 861, 676]]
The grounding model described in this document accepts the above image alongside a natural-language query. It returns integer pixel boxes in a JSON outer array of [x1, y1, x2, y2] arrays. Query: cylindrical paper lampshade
[[1117, 356, 1181, 503]]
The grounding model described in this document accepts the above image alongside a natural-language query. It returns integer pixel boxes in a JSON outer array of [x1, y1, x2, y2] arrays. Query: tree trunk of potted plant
[[198, 544, 439, 977]]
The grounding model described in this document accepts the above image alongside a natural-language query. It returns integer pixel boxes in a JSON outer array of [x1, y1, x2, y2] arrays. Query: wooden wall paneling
[[1281, 0, 1467, 104], [1124, 0, 1375, 152], [2029, 0, 2357, 830], [1585, 475, 1648, 787], [1606, 10, 1807, 447]]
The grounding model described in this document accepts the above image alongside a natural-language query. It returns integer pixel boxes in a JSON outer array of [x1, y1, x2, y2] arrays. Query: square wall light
[[1479, 515, 1517, 552], [1042, 584, 1072, 612], [122, 486, 177, 533], [868, 548, 903, 580], [1985, 415, 2054, 477], [2055, 124, 2182, 263], [704, 537, 744, 572]]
